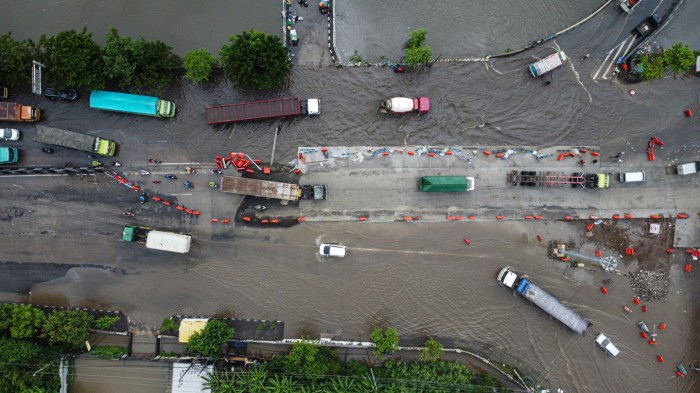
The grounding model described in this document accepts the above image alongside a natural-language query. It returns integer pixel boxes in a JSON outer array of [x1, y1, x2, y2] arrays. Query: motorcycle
[[91, 160, 104, 167], [183, 181, 193, 189], [41, 147, 54, 154], [123, 211, 135, 217], [110, 161, 122, 167], [254, 205, 267, 211], [164, 174, 177, 180], [138, 193, 147, 204], [152, 180, 161, 184], [149, 158, 162, 164], [138, 170, 151, 175], [212, 169, 223, 174], [208, 181, 219, 188]]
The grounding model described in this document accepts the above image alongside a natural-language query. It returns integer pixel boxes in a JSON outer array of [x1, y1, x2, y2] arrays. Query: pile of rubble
[[629, 270, 669, 301]]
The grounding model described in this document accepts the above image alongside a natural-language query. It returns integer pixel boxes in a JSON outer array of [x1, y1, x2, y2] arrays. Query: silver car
[[0, 128, 20, 141]]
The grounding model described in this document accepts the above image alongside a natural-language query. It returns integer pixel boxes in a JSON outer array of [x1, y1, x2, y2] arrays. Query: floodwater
[[2, 1, 699, 393]]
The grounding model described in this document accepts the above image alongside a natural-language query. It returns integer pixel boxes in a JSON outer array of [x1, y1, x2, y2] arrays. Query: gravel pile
[[629, 270, 669, 301]]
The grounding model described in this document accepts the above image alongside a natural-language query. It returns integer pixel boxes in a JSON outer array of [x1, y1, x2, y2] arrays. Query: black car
[[44, 87, 79, 101], [634, 13, 662, 37]]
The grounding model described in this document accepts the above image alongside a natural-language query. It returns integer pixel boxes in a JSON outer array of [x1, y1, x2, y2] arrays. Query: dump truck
[[122, 225, 192, 254], [507, 171, 609, 189], [220, 176, 326, 202], [529, 51, 567, 77], [676, 161, 699, 175], [90, 90, 176, 118], [419, 176, 475, 192], [0, 102, 41, 122], [497, 266, 592, 335], [34, 126, 117, 156], [206, 97, 320, 124]]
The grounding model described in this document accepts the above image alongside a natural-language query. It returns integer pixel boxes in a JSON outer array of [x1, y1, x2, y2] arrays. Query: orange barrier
[[564, 215, 572, 221], [445, 151, 453, 155], [383, 152, 390, 156], [455, 216, 463, 221], [560, 257, 569, 261], [495, 153, 505, 158], [193, 211, 201, 216], [650, 214, 661, 219], [537, 235, 542, 242], [294, 169, 302, 174], [641, 305, 648, 312], [591, 151, 600, 157], [153, 196, 162, 202], [657, 355, 664, 364], [271, 218, 280, 224], [483, 151, 491, 156], [261, 219, 269, 224], [403, 216, 411, 221], [666, 248, 674, 253], [496, 215, 504, 220], [648, 339, 657, 346], [659, 323, 666, 331], [185, 209, 193, 215], [612, 214, 620, 220], [464, 238, 471, 245], [412, 216, 421, 221], [408, 151, 415, 156], [641, 332, 648, 339], [601, 287, 608, 295], [535, 215, 543, 220], [298, 216, 306, 222], [211, 218, 219, 223], [468, 215, 476, 220], [624, 213, 633, 219], [633, 297, 640, 305], [162, 201, 171, 206], [447, 215, 454, 221], [595, 250, 602, 257], [685, 264, 693, 273], [586, 223, 594, 231], [359, 216, 367, 221], [176, 206, 185, 211], [222, 218, 231, 223], [242, 216, 251, 222], [677, 213, 688, 219], [428, 152, 435, 157]]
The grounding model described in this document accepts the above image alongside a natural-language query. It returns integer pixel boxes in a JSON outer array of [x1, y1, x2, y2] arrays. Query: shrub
[[370, 327, 399, 359], [94, 316, 120, 330], [183, 48, 217, 83], [89, 345, 127, 360], [419, 337, 444, 362], [10, 305, 45, 339], [187, 320, 233, 358], [42, 309, 93, 347], [161, 318, 179, 333]]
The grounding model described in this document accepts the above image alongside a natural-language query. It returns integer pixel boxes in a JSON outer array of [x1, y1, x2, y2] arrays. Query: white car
[[0, 128, 20, 141], [595, 333, 620, 357], [319, 243, 346, 258]]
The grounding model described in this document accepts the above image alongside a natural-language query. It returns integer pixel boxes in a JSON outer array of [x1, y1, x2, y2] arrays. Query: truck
[[379, 97, 430, 114], [0, 147, 19, 164], [676, 161, 699, 175], [220, 176, 326, 202], [34, 126, 117, 156], [507, 171, 609, 189], [529, 51, 568, 77], [206, 97, 320, 124], [122, 225, 192, 254], [635, 13, 662, 37], [0, 102, 41, 122], [497, 266, 592, 335], [89, 90, 176, 118], [419, 176, 475, 192], [619, 0, 641, 13]]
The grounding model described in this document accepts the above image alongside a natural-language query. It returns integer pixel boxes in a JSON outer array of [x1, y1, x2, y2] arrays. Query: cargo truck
[[529, 51, 568, 77], [206, 97, 320, 124], [122, 225, 192, 254], [220, 176, 326, 202], [89, 90, 176, 118], [676, 161, 699, 175], [34, 126, 117, 156], [497, 266, 592, 335], [0, 102, 41, 122], [419, 176, 475, 192]]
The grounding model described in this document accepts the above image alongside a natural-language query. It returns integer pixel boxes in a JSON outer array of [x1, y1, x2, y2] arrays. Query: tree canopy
[[42, 309, 93, 347], [183, 48, 217, 83], [10, 305, 45, 339], [219, 30, 290, 89], [637, 54, 666, 80], [403, 28, 432, 66], [187, 320, 233, 358], [370, 327, 399, 359], [280, 340, 341, 380], [419, 337, 444, 362], [664, 42, 695, 74], [0, 33, 32, 87], [36, 27, 104, 89]]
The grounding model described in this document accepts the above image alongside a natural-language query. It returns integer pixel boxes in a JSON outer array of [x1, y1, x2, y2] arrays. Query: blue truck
[[89, 90, 176, 118]]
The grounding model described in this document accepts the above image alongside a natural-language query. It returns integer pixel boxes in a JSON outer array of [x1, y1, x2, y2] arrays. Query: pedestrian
[[579, 159, 586, 167]]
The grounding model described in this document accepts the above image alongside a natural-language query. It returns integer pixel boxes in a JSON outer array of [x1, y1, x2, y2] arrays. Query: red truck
[[0, 102, 41, 122], [206, 97, 320, 124]]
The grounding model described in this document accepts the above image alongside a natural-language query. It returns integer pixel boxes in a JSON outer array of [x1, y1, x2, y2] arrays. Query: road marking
[[170, 193, 193, 196], [600, 38, 628, 80], [592, 46, 617, 80], [604, 37, 637, 79]]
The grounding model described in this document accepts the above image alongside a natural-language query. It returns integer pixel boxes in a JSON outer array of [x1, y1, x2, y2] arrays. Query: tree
[[0, 304, 15, 334], [419, 337, 443, 362], [370, 327, 399, 359], [407, 28, 428, 49], [183, 48, 217, 83], [664, 42, 695, 74], [637, 54, 666, 80], [36, 28, 104, 89], [94, 315, 120, 330], [219, 30, 290, 89], [0, 337, 61, 393], [10, 305, 45, 339], [101, 27, 137, 86], [282, 340, 341, 380], [43, 309, 94, 347], [187, 320, 233, 358], [0, 33, 32, 86], [403, 28, 432, 66]]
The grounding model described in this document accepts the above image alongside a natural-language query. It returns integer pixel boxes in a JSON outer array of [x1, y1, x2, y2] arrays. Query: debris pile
[[629, 270, 669, 301]]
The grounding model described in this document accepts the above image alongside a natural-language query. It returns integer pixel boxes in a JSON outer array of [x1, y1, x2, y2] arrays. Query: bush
[[664, 42, 695, 74], [0, 304, 15, 334], [219, 30, 290, 89], [348, 50, 363, 64], [187, 320, 233, 358], [183, 48, 217, 83], [89, 345, 127, 360], [637, 53, 666, 80], [161, 318, 179, 333], [370, 327, 399, 359], [10, 305, 45, 339], [0, 337, 61, 392], [43, 309, 93, 347], [281, 340, 341, 380], [419, 337, 443, 362], [403, 28, 432, 66], [94, 316, 120, 330]]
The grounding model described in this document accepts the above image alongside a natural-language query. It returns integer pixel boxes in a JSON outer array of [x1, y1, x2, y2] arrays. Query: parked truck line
[[34, 126, 117, 157], [206, 97, 320, 124], [90, 90, 176, 118], [220, 176, 326, 202], [0, 102, 41, 122]]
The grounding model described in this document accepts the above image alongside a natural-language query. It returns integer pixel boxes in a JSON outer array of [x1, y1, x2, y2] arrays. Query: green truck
[[419, 176, 475, 192], [34, 126, 117, 157]]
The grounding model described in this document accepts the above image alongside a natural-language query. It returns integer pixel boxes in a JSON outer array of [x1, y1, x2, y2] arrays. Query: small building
[[179, 318, 209, 343]]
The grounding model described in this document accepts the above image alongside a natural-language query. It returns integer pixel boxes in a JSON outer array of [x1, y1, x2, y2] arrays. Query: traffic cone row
[[647, 136, 663, 161], [211, 218, 231, 223]]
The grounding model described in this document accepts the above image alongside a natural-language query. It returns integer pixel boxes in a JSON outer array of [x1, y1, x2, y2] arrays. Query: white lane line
[[600, 38, 629, 80], [593, 46, 618, 80], [603, 37, 637, 79]]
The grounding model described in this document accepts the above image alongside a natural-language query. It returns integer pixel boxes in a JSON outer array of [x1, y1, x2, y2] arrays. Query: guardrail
[[0, 166, 105, 176]]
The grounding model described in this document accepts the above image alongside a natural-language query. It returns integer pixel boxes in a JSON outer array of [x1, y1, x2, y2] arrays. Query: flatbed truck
[[507, 171, 609, 188], [220, 176, 326, 202], [122, 225, 192, 254], [34, 126, 117, 156], [497, 266, 592, 335], [206, 97, 320, 124], [0, 102, 41, 122]]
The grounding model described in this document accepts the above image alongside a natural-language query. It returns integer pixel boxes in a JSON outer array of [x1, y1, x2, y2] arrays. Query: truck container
[[497, 266, 592, 335], [206, 97, 320, 124], [220, 176, 326, 202], [0, 147, 18, 164], [122, 225, 192, 254], [34, 126, 117, 156], [0, 102, 41, 122], [419, 176, 475, 192], [507, 171, 609, 189], [676, 161, 699, 175], [529, 51, 568, 77], [379, 97, 430, 114], [89, 90, 176, 118]]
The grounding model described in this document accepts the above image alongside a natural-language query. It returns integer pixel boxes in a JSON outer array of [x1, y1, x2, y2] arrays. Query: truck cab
[[301, 98, 321, 116], [497, 267, 519, 288], [157, 99, 176, 117], [300, 184, 327, 200]]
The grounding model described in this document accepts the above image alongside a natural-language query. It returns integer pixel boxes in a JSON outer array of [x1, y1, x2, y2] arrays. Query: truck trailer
[[676, 161, 699, 175], [122, 225, 192, 254], [206, 97, 320, 124], [34, 126, 117, 156], [497, 266, 592, 335], [0, 102, 41, 122], [220, 176, 326, 202], [529, 51, 568, 77], [90, 90, 176, 118], [419, 176, 475, 192], [507, 171, 609, 188]]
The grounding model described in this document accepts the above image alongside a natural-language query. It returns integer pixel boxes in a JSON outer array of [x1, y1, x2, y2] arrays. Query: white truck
[[676, 161, 699, 175], [122, 225, 192, 254], [529, 51, 567, 77]]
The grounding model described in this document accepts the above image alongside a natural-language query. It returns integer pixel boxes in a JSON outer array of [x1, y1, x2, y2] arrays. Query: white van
[[619, 171, 645, 183], [319, 243, 347, 258], [595, 333, 620, 357]]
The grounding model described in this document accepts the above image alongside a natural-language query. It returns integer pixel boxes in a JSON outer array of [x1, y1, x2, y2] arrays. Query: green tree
[[43, 309, 94, 347], [281, 340, 341, 380], [370, 326, 399, 359], [419, 337, 443, 362], [407, 28, 428, 49], [36, 28, 104, 89], [219, 30, 290, 89], [0, 304, 15, 334], [0, 33, 32, 87], [637, 54, 666, 80], [187, 320, 233, 358], [0, 337, 61, 393], [94, 315, 120, 330], [10, 305, 45, 339], [403, 28, 432, 66], [183, 48, 217, 83], [102, 27, 137, 86], [664, 42, 695, 74]]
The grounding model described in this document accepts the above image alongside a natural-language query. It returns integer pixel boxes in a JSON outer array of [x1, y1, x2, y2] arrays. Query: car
[[44, 87, 79, 101], [0, 147, 19, 164], [319, 243, 347, 258], [0, 128, 20, 141], [619, 171, 646, 183], [595, 333, 620, 357], [290, 29, 299, 46]]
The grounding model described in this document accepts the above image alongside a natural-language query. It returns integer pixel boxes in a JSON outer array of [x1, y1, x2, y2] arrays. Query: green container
[[419, 176, 474, 192]]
